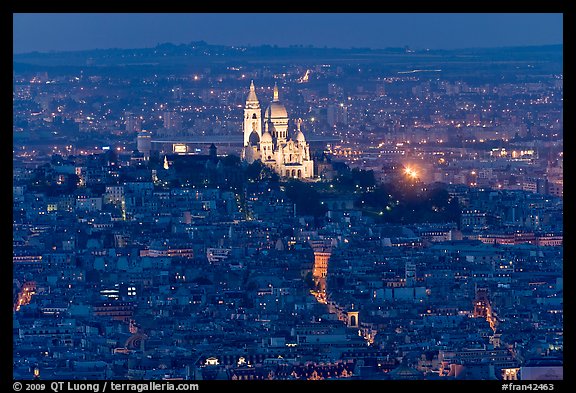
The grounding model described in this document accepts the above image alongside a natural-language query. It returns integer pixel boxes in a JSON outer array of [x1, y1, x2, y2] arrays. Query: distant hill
[[13, 41, 563, 69]]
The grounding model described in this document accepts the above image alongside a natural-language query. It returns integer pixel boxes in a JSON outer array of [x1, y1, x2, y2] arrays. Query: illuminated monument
[[241, 81, 314, 179]]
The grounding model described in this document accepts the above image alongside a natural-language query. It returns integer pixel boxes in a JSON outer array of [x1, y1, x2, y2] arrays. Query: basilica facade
[[241, 81, 314, 179]]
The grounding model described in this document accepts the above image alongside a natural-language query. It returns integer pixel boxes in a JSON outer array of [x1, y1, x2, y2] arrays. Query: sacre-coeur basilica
[[241, 81, 314, 179]]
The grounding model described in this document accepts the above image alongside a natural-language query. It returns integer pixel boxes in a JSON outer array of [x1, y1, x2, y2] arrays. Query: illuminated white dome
[[295, 130, 306, 143], [261, 131, 273, 143], [265, 102, 288, 119]]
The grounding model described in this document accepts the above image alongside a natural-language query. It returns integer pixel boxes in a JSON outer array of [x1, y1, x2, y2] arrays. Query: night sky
[[13, 13, 562, 54]]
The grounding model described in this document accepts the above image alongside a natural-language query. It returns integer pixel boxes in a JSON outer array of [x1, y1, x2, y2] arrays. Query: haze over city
[[13, 13, 563, 54]]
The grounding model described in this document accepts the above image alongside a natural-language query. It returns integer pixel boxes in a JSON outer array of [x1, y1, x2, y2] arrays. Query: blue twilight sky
[[13, 13, 563, 54]]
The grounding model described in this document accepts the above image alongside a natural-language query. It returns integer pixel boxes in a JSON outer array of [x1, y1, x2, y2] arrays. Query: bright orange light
[[404, 166, 418, 179]]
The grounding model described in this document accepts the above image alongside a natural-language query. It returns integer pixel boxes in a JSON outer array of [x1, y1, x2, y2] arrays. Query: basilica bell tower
[[243, 80, 262, 146]]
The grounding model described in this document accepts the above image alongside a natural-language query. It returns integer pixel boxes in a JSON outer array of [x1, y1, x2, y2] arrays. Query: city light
[[11, 17, 564, 381], [404, 166, 418, 179]]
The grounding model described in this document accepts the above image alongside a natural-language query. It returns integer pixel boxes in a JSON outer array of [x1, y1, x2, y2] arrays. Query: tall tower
[[243, 81, 262, 147]]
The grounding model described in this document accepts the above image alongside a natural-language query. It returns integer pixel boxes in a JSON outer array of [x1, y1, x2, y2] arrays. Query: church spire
[[273, 82, 279, 102], [246, 80, 259, 104]]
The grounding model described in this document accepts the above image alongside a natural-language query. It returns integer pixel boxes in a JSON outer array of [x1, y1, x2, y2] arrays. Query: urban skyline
[[12, 13, 564, 385]]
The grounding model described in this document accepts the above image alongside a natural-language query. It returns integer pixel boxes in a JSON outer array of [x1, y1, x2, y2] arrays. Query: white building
[[241, 81, 314, 179]]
